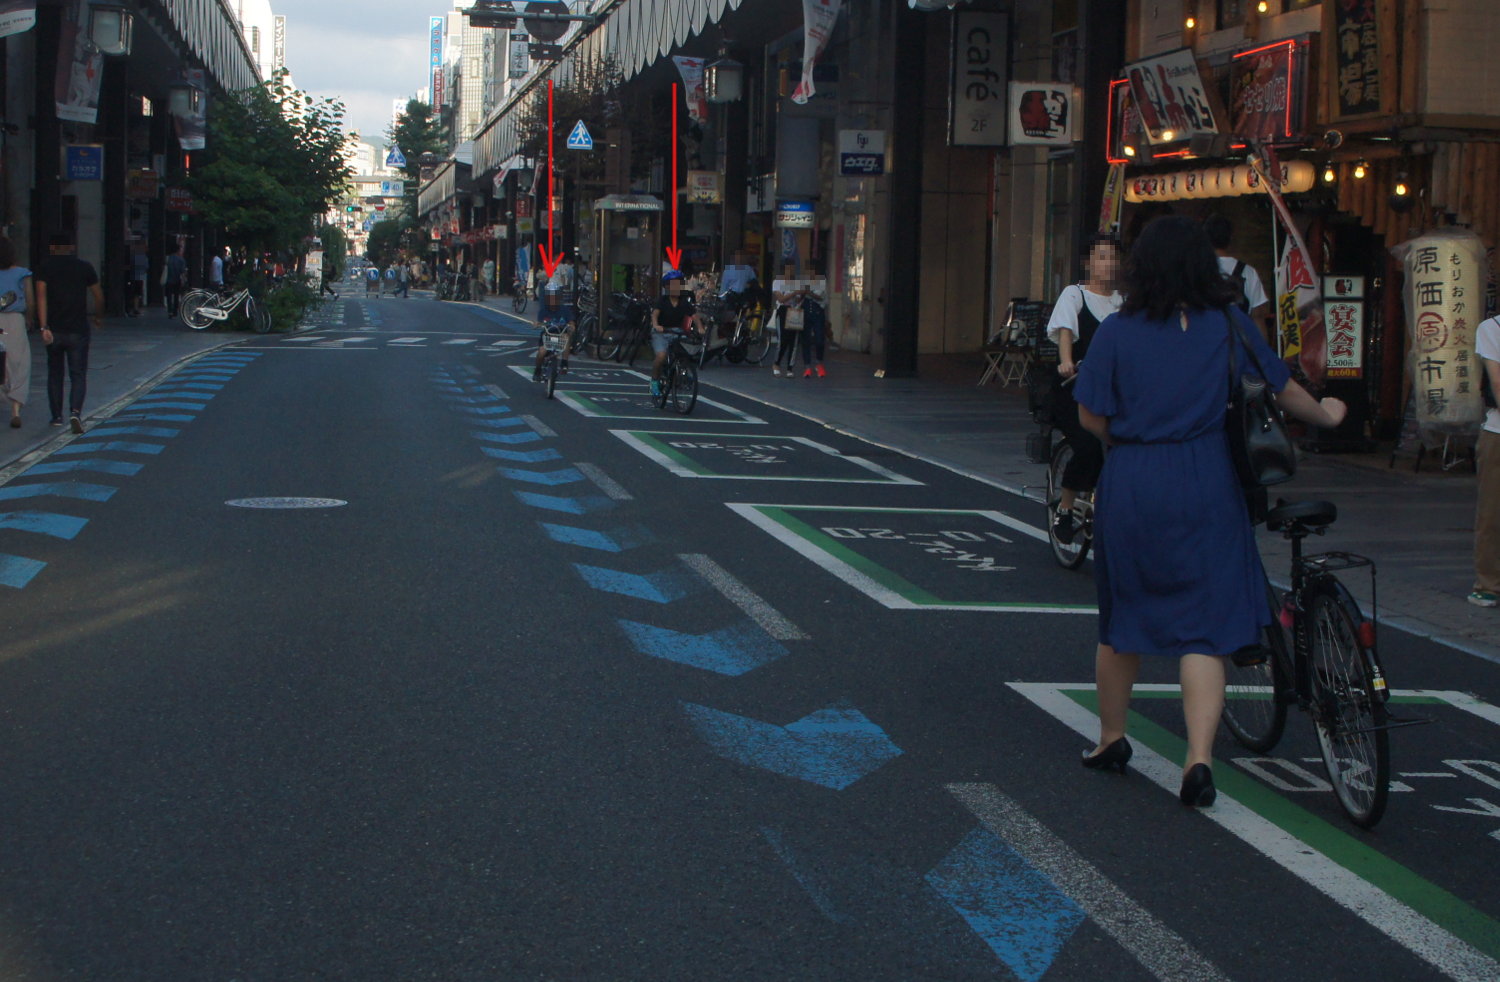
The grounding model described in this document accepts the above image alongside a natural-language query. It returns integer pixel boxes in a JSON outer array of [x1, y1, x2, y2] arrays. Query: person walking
[[769, 264, 802, 378], [1046, 235, 1124, 542], [162, 240, 187, 317], [35, 232, 104, 434], [1470, 314, 1500, 607], [395, 260, 410, 298], [1073, 215, 1346, 807], [798, 263, 829, 378], [208, 245, 226, 292], [1203, 213, 1270, 335], [319, 260, 339, 299], [0, 236, 34, 429]]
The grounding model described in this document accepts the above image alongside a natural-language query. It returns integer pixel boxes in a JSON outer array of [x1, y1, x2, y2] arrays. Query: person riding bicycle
[[1046, 234, 1124, 543], [532, 258, 577, 382], [651, 269, 701, 398]]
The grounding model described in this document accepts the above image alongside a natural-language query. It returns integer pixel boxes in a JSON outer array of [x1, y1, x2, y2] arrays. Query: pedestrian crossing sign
[[385, 147, 407, 168], [566, 120, 593, 151]]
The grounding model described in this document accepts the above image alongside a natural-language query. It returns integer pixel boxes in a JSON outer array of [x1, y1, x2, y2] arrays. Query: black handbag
[[1225, 307, 1296, 489]]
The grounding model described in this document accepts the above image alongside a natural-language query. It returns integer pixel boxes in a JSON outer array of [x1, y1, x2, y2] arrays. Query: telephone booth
[[592, 194, 663, 324]]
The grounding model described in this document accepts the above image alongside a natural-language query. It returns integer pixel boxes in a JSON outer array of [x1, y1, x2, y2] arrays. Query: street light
[[89, 3, 135, 57], [705, 52, 743, 104], [168, 84, 201, 117]]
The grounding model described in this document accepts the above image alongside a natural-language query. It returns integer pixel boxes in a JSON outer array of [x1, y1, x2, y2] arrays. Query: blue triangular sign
[[385, 147, 407, 167], [566, 120, 593, 150]]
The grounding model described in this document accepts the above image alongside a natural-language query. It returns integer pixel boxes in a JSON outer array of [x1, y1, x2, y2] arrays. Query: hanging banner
[[1008, 82, 1073, 146], [0, 0, 35, 39], [54, 5, 103, 124], [172, 70, 208, 152], [1097, 162, 1125, 235], [790, 0, 843, 106], [1393, 230, 1489, 436], [672, 56, 709, 125], [1123, 48, 1217, 145], [1252, 151, 1323, 384], [949, 11, 1007, 147], [1323, 276, 1365, 380]]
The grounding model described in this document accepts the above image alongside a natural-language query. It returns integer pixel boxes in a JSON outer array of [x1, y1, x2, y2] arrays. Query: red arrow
[[664, 82, 681, 271], [539, 78, 561, 278]]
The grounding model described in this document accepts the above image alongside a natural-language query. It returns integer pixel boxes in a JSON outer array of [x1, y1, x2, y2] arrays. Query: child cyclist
[[651, 269, 701, 397], [532, 259, 576, 381]]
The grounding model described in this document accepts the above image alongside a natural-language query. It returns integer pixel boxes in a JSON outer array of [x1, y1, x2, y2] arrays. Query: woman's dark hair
[[0, 236, 16, 270], [1121, 215, 1237, 320]]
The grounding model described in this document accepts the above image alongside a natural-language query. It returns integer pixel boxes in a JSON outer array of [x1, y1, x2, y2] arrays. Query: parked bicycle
[[1221, 499, 1427, 829], [652, 328, 700, 414], [512, 277, 529, 314], [181, 287, 270, 334], [594, 292, 652, 363], [723, 296, 772, 365], [572, 286, 598, 354]]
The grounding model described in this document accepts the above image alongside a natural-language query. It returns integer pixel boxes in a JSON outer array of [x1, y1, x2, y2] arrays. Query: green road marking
[[1063, 688, 1500, 959], [760, 506, 945, 604], [631, 432, 714, 475], [1152, 690, 1449, 705]]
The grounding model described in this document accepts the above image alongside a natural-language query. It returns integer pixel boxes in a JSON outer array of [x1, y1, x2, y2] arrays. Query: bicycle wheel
[[513, 292, 527, 314], [595, 318, 625, 361], [670, 358, 698, 413], [249, 298, 272, 334], [1046, 441, 1089, 569], [574, 313, 597, 355], [744, 314, 773, 364], [181, 294, 214, 330], [626, 325, 647, 367], [1222, 582, 1291, 753], [652, 363, 671, 409], [1307, 582, 1390, 828], [544, 353, 558, 399]]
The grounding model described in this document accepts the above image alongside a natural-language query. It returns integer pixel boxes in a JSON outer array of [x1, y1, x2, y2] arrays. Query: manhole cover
[[225, 497, 348, 509]]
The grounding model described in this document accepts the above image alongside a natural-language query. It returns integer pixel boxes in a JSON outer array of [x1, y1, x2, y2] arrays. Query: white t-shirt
[[1219, 255, 1268, 311], [550, 263, 573, 290], [1046, 285, 1122, 346], [1477, 316, 1500, 434], [209, 255, 224, 286]]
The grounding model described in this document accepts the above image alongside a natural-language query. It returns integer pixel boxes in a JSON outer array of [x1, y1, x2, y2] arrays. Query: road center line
[[574, 462, 633, 500], [677, 553, 808, 641], [947, 783, 1231, 982]]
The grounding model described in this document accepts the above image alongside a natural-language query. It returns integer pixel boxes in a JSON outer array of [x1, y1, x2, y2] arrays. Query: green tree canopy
[[317, 223, 347, 279], [388, 100, 447, 217], [365, 219, 408, 269]]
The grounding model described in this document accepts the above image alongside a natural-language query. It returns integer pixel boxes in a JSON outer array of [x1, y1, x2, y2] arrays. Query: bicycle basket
[[541, 330, 568, 352], [1028, 372, 1062, 425]]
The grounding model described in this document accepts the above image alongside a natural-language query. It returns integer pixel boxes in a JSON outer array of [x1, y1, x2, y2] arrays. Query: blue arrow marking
[[457, 405, 514, 416], [479, 434, 543, 449], [159, 382, 224, 391], [473, 422, 535, 436], [539, 523, 653, 552], [573, 563, 697, 603], [925, 828, 1085, 982], [24, 459, 143, 477], [0, 482, 117, 503], [680, 700, 901, 787], [513, 491, 614, 514], [441, 395, 503, 405], [0, 512, 88, 539], [86, 426, 180, 439], [173, 372, 235, 380], [484, 447, 562, 463], [0, 554, 45, 589], [498, 466, 585, 486], [107, 414, 196, 423], [54, 442, 165, 456], [122, 402, 204, 411], [618, 621, 786, 676], [146, 389, 212, 399]]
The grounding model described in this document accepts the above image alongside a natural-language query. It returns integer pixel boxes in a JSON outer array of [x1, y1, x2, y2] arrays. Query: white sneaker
[[772, 367, 781, 376]]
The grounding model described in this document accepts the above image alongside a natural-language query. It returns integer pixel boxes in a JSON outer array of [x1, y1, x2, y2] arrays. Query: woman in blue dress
[[1073, 216, 1347, 807]]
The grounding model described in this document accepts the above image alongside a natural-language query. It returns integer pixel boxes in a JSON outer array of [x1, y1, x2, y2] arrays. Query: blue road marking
[[479, 434, 544, 449], [473, 423, 534, 437], [24, 459, 143, 477], [54, 442, 165, 456], [173, 372, 235, 380], [538, 523, 653, 552], [618, 621, 786, 676], [108, 414, 196, 424], [0, 554, 46, 589], [457, 405, 513, 416], [159, 382, 224, 390], [87, 426, 180, 439], [572, 563, 697, 603], [512, 491, 614, 514], [0, 482, 117, 503], [924, 828, 1085, 982], [0, 512, 88, 539], [482, 447, 562, 463], [497, 466, 585, 486], [440, 395, 503, 405], [759, 827, 850, 924], [680, 700, 902, 788], [122, 402, 204, 411], [146, 388, 213, 398]]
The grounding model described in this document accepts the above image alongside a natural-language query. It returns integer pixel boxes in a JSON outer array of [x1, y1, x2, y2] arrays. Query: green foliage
[[191, 70, 352, 254], [365, 219, 408, 268], [264, 276, 318, 331], [388, 100, 447, 216], [317, 223, 347, 279]]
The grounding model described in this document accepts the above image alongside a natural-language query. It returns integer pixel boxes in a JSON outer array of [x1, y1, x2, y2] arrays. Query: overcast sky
[[283, 0, 457, 148]]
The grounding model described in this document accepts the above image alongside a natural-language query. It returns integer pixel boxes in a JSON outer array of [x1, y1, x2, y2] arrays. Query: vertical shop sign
[[429, 17, 445, 107], [838, 130, 886, 176], [509, 32, 529, 79], [1097, 162, 1125, 235], [0, 1, 35, 39], [272, 15, 286, 70], [54, 2, 102, 124], [790, 0, 842, 105], [1123, 48, 1217, 144], [1323, 276, 1365, 379], [1008, 82, 1073, 146], [949, 11, 1008, 147], [1332, 0, 1380, 118], [1397, 231, 1489, 433], [672, 57, 708, 124]]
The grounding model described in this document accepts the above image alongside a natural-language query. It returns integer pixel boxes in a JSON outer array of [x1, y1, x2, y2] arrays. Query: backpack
[[1228, 260, 1250, 313]]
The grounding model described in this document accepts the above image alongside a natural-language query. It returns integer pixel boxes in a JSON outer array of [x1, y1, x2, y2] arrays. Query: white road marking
[[677, 553, 808, 641], [283, 335, 324, 342], [947, 783, 1232, 982], [520, 414, 556, 437], [1008, 682, 1500, 982], [610, 429, 922, 485], [389, 337, 426, 344], [484, 383, 509, 401], [442, 339, 478, 345], [574, 462, 633, 500]]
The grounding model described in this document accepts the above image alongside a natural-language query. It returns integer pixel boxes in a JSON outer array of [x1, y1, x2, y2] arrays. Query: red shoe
[[815, 364, 827, 378], [802, 368, 813, 378]]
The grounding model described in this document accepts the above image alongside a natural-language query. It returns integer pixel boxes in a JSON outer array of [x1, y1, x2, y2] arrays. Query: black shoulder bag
[[1225, 307, 1297, 489]]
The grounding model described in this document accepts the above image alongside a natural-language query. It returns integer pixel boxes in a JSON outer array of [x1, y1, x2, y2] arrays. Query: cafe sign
[[949, 11, 1008, 147]]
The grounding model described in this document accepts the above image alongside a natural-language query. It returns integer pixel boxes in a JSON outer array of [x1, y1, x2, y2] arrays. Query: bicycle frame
[[195, 289, 250, 321]]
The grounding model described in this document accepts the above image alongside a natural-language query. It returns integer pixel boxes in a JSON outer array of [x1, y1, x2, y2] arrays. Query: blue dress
[[1074, 306, 1291, 657]]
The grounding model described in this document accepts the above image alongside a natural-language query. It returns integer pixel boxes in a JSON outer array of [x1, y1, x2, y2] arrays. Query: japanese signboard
[[125, 168, 159, 199], [1123, 160, 1315, 203], [1123, 48, 1217, 145], [273, 15, 286, 70], [1106, 79, 1147, 164], [429, 17, 445, 108], [1398, 231, 1489, 433], [509, 32, 529, 79], [949, 11, 1007, 147], [686, 171, 722, 205], [775, 201, 815, 229], [164, 187, 195, 213], [1230, 38, 1305, 142], [63, 144, 102, 181], [838, 130, 886, 176], [1333, 0, 1381, 118], [1008, 83, 1073, 146], [1323, 276, 1365, 379]]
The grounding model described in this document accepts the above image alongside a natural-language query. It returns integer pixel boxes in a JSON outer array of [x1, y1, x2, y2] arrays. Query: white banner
[[0, 0, 35, 39], [672, 56, 708, 125], [1395, 230, 1489, 435], [54, 4, 102, 124], [791, 0, 843, 106]]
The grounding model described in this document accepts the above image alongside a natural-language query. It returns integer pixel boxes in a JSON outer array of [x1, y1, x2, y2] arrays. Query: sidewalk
[[686, 342, 1500, 665], [0, 309, 247, 481]]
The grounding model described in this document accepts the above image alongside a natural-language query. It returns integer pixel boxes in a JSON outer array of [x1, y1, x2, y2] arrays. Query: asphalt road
[[0, 294, 1496, 980]]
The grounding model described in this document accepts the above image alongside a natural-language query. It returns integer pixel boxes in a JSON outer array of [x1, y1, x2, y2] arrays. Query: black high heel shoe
[[1080, 737, 1132, 774], [1179, 763, 1216, 807]]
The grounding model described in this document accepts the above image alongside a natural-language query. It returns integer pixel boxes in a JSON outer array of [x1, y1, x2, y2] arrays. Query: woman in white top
[[0, 236, 34, 428], [1045, 235, 1124, 542]]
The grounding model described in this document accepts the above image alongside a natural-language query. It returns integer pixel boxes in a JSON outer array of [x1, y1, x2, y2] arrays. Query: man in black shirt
[[651, 269, 699, 397], [35, 232, 103, 433]]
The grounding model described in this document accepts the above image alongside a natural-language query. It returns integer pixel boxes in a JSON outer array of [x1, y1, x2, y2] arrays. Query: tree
[[365, 219, 407, 269], [388, 100, 447, 218], [190, 70, 352, 255], [317, 223, 347, 279]]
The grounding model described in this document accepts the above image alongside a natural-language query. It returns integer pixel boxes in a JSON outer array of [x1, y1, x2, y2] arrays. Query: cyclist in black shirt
[[651, 270, 700, 397]]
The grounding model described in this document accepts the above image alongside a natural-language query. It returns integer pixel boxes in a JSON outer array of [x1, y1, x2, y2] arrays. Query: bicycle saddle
[[1265, 499, 1337, 532]]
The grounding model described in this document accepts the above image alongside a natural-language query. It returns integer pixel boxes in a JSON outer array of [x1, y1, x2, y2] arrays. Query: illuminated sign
[[1230, 39, 1307, 143], [429, 17, 444, 107]]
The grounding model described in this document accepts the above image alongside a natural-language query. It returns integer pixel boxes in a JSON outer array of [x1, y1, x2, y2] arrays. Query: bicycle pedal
[[1230, 644, 1268, 668]]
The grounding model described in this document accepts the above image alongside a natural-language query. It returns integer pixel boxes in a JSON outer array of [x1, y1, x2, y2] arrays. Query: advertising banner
[[1394, 230, 1489, 435], [273, 15, 286, 70], [1097, 162, 1125, 235], [54, 6, 102, 124], [686, 171, 722, 204], [1230, 38, 1303, 142], [126, 169, 160, 200], [949, 11, 1006, 147], [64, 144, 102, 181], [672, 57, 708, 124], [0, 0, 35, 39], [1008, 83, 1073, 146], [430, 17, 445, 106], [790, 0, 842, 106], [1123, 48, 1216, 144], [1323, 276, 1365, 379]]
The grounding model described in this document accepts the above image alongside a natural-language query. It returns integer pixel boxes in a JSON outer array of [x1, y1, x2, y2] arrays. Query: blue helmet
[[662, 268, 685, 284]]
